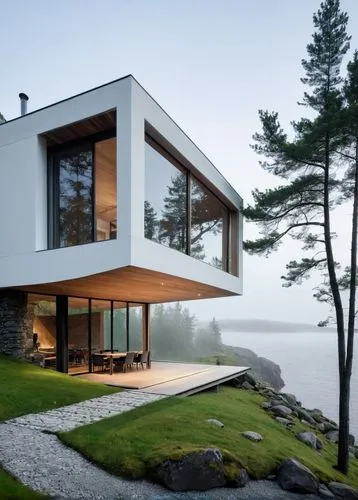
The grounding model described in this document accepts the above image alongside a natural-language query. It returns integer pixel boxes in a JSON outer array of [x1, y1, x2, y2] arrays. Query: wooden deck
[[77, 361, 249, 396]]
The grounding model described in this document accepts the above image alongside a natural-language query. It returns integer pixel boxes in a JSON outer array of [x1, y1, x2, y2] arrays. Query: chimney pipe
[[19, 93, 29, 116]]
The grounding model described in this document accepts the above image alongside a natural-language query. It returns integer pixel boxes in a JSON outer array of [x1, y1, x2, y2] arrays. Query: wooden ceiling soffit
[[13, 266, 235, 304]]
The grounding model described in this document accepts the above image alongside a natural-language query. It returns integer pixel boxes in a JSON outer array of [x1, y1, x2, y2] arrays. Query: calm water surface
[[222, 331, 358, 439]]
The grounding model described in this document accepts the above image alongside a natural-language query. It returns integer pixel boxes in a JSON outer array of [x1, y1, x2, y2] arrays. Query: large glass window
[[56, 146, 94, 247], [68, 297, 89, 374], [113, 301, 127, 352], [28, 294, 57, 370], [191, 178, 228, 270], [144, 136, 233, 272], [144, 141, 187, 253], [95, 138, 117, 240], [129, 303, 143, 351], [50, 136, 117, 248]]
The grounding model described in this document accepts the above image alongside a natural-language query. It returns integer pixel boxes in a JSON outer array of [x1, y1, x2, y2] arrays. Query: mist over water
[[222, 331, 358, 439]]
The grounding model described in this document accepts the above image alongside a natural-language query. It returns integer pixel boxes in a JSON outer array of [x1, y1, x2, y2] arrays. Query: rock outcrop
[[157, 448, 226, 491], [277, 458, 319, 494], [221, 344, 284, 390]]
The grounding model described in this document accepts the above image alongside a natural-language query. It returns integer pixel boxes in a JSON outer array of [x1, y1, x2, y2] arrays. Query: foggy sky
[[1, 0, 356, 324]]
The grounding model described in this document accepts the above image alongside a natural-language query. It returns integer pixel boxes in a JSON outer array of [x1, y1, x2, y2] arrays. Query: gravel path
[[0, 423, 321, 499], [6, 390, 165, 432], [0, 390, 321, 499]]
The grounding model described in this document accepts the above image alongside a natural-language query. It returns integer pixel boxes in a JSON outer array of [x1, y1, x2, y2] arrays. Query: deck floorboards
[[77, 361, 249, 396]]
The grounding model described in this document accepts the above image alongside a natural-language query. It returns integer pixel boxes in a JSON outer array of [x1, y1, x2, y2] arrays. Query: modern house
[[0, 76, 243, 375]]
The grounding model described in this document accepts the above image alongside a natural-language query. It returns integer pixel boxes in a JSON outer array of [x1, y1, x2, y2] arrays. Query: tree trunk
[[338, 137, 358, 473], [337, 372, 351, 473], [323, 134, 348, 473]]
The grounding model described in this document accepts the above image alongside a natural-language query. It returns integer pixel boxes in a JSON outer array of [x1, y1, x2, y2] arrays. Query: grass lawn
[[61, 387, 358, 488], [0, 354, 120, 421], [0, 355, 120, 498], [0, 468, 45, 499]]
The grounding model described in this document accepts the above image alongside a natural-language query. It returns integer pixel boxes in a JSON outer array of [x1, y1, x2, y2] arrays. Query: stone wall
[[0, 290, 33, 358]]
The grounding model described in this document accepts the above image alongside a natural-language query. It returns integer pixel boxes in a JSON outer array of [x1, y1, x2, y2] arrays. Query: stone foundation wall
[[0, 290, 33, 358]]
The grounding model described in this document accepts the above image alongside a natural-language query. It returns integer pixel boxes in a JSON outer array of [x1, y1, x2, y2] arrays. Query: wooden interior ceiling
[[95, 138, 116, 223], [18, 266, 234, 304], [43, 110, 116, 147]]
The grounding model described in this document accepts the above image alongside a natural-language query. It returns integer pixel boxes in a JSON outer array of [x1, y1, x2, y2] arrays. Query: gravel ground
[[1, 390, 322, 499], [5, 390, 165, 432], [0, 423, 321, 499]]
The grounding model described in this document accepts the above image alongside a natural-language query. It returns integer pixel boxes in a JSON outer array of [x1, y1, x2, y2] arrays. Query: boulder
[[326, 430, 339, 443], [206, 419, 224, 428], [243, 372, 258, 388], [276, 417, 294, 426], [271, 405, 293, 418], [157, 448, 226, 491], [325, 430, 354, 445], [261, 401, 272, 409], [301, 418, 316, 428], [322, 421, 338, 433], [328, 481, 358, 499], [296, 408, 317, 425], [318, 483, 335, 498], [296, 431, 319, 450], [242, 381, 254, 391], [316, 436, 324, 450], [281, 393, 297, 406], [227, 468, 250, 488], [317, 423, 326, 432], [270, 399, 286, 408], [277, 458, 319, 494], [242, 431, 263, 442]]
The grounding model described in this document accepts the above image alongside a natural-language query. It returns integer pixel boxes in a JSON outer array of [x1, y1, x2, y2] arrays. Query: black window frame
[[47, 128, 116, 250], [144, 133, 235, 274]]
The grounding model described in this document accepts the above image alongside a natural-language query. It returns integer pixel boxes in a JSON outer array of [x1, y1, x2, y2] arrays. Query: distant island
[[198, 318, 338, 334]]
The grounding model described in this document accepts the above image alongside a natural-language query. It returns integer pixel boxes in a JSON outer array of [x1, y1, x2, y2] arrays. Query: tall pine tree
[[244, 0, 355, 473]]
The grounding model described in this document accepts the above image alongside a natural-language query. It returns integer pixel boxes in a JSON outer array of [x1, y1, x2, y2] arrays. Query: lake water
[[222, 331, 358, 439]]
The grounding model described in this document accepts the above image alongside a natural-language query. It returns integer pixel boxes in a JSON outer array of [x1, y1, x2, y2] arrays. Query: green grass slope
[[0, 468, 45, 499], [61, 387, 358, 488], [0, 354, 121, 498], [0, 354, 120, 420]]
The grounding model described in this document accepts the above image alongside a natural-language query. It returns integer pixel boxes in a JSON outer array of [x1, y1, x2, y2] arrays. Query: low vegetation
[[0, 355, 120, 497], [0, 468, 45, 499], [0, 354, 120, 421], [61, 387, 358, 488]]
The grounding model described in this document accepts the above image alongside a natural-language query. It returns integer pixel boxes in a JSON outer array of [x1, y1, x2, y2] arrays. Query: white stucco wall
[[0, 76, 242, 296]]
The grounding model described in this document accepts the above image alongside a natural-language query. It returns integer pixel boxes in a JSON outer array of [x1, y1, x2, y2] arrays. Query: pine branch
[[281, 257, 327, 287]]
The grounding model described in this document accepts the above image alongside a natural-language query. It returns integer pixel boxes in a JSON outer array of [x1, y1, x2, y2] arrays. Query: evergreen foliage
[[244, 0, 357, 473]]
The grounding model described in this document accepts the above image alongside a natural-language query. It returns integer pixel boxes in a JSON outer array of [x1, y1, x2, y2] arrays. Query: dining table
[[94, 352, 142, 375]]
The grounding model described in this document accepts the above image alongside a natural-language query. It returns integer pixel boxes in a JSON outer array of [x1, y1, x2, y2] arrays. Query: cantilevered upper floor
[[0, 76, 243, 302]]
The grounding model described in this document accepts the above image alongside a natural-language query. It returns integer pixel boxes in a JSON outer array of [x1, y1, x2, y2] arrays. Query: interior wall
[[68, 312, 102, 350], [33, 316, 56, 349]]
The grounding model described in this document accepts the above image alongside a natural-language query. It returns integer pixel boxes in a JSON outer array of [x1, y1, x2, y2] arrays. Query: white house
[[0, 76, 243, 374]]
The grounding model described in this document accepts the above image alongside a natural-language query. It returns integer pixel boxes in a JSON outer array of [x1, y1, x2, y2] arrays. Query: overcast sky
[[1, 0, 357, 325]]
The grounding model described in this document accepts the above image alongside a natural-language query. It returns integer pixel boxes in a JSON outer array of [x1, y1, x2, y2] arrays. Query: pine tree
[[244, 0, 355, 473], [144, 200, 159, 240], [160, 173, 187, 253]]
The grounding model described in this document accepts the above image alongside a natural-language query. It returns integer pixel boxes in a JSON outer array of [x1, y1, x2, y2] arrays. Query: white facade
[[0, 76, 243, 302]]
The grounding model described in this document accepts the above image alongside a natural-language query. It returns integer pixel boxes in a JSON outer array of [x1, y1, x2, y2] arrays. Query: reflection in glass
[[129, 304, 143, 351], [91, 300, 111, 352], [95, 138, 117, 241], [144, 142, 187, 253], [191, 178, 228, 270], [68, 297, 89, 374], [144, 138, 232, 271], [113, 302, 127, 352], [28, 294, 57, 370], [56, 146, 93, 247]]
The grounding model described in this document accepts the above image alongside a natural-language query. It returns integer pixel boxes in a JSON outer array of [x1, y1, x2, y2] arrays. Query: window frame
[[47, 128, 116, 250], [144, 133, 237, 275]]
